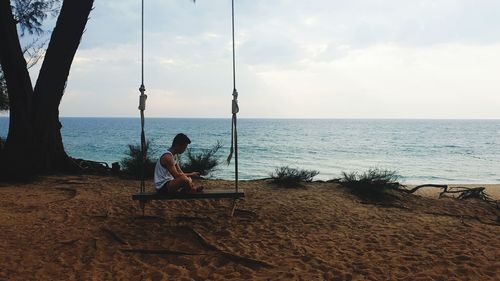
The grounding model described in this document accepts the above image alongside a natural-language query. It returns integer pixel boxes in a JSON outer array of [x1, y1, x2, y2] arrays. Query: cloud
[[249, 43, 500, 118], [20, 0, 500, 118]]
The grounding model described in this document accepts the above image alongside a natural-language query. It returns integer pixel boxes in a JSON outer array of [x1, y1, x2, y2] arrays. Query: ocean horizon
[[1, 117, 499, 184]]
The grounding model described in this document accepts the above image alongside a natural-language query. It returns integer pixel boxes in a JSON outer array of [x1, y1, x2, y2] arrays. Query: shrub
[[180, 141, 222, 177], [339, 168, 401, 199], [270, 166, 319, 187], [120, 140, 156, 179]]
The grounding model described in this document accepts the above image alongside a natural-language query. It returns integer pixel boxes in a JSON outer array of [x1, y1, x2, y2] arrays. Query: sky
[[19, 0, 500, 118]]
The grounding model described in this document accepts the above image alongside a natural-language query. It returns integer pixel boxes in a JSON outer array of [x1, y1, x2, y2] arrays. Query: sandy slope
[[0, 176, 498, 281]]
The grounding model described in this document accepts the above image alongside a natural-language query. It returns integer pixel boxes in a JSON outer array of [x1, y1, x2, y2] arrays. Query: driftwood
[[72, 158, 120, 175], [404, 184, 448, 194], [401, 184, 500, 226], [403, 184, 499, 208], [440, 187, 489, 200]]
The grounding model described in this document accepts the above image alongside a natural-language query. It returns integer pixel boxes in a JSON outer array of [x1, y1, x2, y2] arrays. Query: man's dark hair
[[172, 133, 191, 146]]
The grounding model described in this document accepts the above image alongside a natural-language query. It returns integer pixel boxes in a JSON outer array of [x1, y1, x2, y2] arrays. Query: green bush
[[270, 166, 319, 187], [339, 168, 401, 199], [180, 141, 222, 177], [120, 140, 156, 179]]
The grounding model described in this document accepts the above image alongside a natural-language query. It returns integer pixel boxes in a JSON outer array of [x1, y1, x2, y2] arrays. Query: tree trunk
[[32, 0, 94, 173], [0, 0, 35, 179]]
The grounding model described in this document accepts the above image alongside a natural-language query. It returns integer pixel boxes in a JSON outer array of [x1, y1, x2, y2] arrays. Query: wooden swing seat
[[132, 189, 245, 201]]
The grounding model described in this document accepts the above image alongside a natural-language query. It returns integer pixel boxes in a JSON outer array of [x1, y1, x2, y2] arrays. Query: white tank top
[[154, 151, 178, 190]]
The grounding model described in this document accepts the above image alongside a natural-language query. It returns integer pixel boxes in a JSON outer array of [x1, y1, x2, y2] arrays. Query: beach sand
[[0, 175, 498, 281]]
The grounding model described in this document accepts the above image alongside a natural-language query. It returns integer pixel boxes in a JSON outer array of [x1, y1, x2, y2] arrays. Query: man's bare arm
[[175, 162, 184, 175], [176, 162, 200, 177], [161, 154, 183, 178]]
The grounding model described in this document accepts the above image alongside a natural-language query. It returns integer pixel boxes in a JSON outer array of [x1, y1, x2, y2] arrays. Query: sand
[[0, 175, 499, 281]]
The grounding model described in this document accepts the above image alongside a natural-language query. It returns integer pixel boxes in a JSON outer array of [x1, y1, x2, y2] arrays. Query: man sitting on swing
[[154, 133, 204, 193]]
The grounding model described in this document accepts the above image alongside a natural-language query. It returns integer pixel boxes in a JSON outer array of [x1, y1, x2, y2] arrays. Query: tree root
[[233, 209, 258, 220], [90, 213, 108, 219], [179, 225, 274, 269], [101, 227, 127, 245], [120, 249, 203, 256], [116, 225, 274, 269], [46, 187, 77, 204], [175, 216, 212, 222], [422, 211, 500, 227], [217, 250, 274, 269], [55, 187, 77, 199], [53, 179, 87, 185], [179, 225, 218, 251], [132, 215, 166, 221], [59, 238, 79, 244], [359, 201, 409, 209]]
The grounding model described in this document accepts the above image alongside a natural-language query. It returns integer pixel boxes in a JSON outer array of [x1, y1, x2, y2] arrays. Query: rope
[[139, 0, 147, 194], [141, 0, 144, 85], [226, 0, 239, 193], [137, 0, 238, 194], [232, 0, 236, 90]]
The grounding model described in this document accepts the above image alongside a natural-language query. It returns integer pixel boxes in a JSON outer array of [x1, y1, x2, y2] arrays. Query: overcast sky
[[22, 0, 500, 118]]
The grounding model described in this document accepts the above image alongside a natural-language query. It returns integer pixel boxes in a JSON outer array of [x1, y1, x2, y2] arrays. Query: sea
[[1, 118, 499, 184]]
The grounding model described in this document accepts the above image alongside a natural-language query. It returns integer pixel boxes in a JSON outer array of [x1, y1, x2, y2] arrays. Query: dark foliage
[[180, 141, 222, 177], [12, 0, 61, 36], [0, 72, 7, 111], [339, 168, 402, 200], [1, 0, 58, 112], [120, 141, 156, 179], [270, 166, 319, 187]]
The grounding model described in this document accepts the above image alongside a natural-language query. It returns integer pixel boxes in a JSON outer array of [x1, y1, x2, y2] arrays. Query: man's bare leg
[[167, 175, 203, 192]]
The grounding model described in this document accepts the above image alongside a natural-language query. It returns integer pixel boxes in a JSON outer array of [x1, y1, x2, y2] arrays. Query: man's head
[[171, 133, 191, 154]]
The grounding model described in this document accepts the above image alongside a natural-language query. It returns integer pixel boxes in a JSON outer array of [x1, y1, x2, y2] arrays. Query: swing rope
[[226, 0, 239, 193], [139, 0, 147, 194], [138, 0, 239, 195]]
